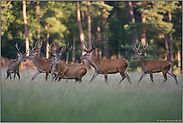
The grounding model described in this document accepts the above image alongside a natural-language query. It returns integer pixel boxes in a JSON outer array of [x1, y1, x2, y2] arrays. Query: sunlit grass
[[1, 69, 182, 122]]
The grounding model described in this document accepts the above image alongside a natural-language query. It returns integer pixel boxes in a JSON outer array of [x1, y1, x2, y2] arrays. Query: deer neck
[[137, 56, 146, 68], [10, 59, 21, 70], [32, 55, 42, 68], [88, 55, 101, 70]]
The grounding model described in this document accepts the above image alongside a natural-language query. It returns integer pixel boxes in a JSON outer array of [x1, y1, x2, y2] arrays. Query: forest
[[1, 1, 182, 72]]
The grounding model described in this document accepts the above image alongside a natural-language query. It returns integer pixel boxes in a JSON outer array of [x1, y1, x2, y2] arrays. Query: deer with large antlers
[[26, 42, 52, 81], [5, 43, 26, 81], [80, 36, 131, 85], [48, 43, 87, 83], [132, 43, 177, 85]]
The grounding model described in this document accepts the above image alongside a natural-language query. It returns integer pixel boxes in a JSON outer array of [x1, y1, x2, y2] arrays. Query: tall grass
[[1, 69, 182, 122]]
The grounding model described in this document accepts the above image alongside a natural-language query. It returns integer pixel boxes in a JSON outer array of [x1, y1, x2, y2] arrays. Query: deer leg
[[167, 71, 178, 86], [45, 72, 49, 81], [149, 73, 154, 83], [89, 71, 99, 83], [9, 74, 12, 81], [56, 72, 65, 81], [75, 78, 79, 83], [31, 70, 40, 81], [51, 72, 55, 82], [104, 73, 109, 84], [162, 72, 167, 83], [17, 73, 20, 81], [125, 73, 131, 85], [5, 73, 10, 80], [118, 72, 125, 84], [138, 72, 146, 84], [119, 72, 131, 85], [79, 79, 82, 83], [13, 73, 16, 81]]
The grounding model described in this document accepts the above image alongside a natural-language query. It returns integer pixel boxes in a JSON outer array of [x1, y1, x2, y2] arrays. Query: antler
[[83, 36, 109, 53], [138, 43, 148, 53], [48, 42, 55, 54], [133, 43, 140, 52], [37, 42, 42, 50], [60, 42, 74, 54], [133, 43, 148, 52], [15, 43, 22, 55]]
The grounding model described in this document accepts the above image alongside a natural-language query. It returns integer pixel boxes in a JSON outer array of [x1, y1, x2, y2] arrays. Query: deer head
[[131, 43, 148, 59], [51, 42, 74, 63], [26, 42, 42, 60], [15, 43, 26, 62], [80, 36, 108, 60]]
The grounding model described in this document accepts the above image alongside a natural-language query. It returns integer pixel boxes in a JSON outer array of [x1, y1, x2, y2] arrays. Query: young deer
[[80, 36, 131, 85], [26, 42, 51, 81], [50, 43, 87, 83], [132, 43, 177, 85], [5, 43, 26, 81]]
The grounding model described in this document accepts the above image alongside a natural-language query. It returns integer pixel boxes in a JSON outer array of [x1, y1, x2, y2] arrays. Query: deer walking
[[5, 43, 26, 81], [47, 43, 87, 83], [80, 36, 131, 85], [26, 42, 51, 81], [132, 43, 177, 85]]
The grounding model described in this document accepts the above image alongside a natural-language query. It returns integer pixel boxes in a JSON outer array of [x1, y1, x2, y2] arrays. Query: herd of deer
[[5, 36, 178, 86]]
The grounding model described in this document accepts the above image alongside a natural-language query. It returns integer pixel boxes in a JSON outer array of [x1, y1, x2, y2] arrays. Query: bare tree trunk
[[164, 34, 169, 61], [177, 49, 181, 71], [126, 1, 139, 44], [76, 1, 88, 68], [72, 35, 76, 63], [141, 11, 146, 46], [22, 1, 29, 69], [37, 1, 41, 57], [168, 11, 174, 71], [87, 1, 92, 48], [102, 1, 110, 59], [45, 25, 50, 59], [118, 22, 121, 59]]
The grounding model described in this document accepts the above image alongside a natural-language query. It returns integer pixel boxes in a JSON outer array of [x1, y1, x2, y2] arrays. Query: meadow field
[[1, 68, 182, 122]]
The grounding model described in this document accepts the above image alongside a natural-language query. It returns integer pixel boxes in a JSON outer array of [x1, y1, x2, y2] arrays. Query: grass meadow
[[1, 68, 182, 122]]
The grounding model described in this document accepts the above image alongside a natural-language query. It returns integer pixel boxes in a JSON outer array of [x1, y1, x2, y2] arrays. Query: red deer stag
[[26, 42, 51, 81], [5, 43, 26, 81], [50, 43, 87, 83], [132, 43, 177, 85], [80, 36, 131, 85]]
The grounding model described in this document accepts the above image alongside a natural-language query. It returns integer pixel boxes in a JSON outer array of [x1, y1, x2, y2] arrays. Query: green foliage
[[1, 1, 182, 70]]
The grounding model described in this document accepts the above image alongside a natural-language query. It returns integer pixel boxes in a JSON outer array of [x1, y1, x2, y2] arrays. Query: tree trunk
[[22, 1, 29, 69], [118, 22, 121, 59], [126, 1, 139, 44], [141, 9, 146, 46], [45, 25, 50, 59], [37, 1, 41, 57], [76, 1, 88, 68], [102, 1, 110, 59], [168, 11, 174, 71], [87, 1, 92, 48], [177, 49, 181, 71], [164, 34, 169, 61], [72, 35, 76, 63]]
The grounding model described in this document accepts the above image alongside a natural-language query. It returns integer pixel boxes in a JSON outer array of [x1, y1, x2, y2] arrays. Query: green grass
[[1, 69, 182, 122]]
